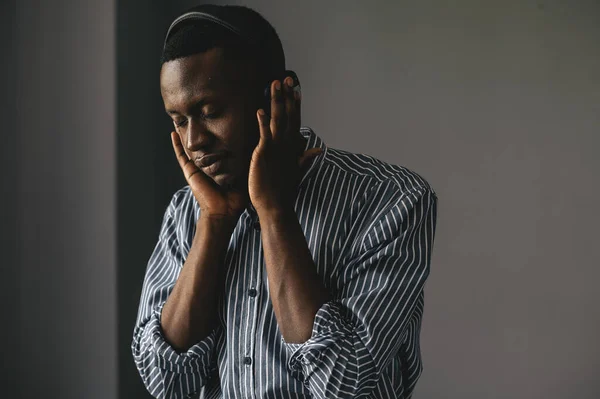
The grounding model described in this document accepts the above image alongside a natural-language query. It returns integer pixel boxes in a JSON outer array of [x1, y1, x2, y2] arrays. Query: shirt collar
[[298, 126, 327, 186]]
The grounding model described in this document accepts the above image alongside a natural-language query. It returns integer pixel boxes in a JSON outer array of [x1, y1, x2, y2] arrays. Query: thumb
[[170, 131, 215, 193], [256, 109, 272, 153]]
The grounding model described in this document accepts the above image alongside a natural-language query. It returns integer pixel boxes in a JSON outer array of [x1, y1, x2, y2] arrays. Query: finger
[[256, 109, 272, 153], [284, 76, 300, 135], [298, 148, 323, 169], [171, 131, 195, 174], [269, 80, 285, 141], [294, 83, 301, 108], [170, 132, 214, 189]]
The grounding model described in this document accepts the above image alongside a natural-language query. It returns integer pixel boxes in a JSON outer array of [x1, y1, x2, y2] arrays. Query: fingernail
[[275, 81, 281, 91], [286, 77, 294, 88]]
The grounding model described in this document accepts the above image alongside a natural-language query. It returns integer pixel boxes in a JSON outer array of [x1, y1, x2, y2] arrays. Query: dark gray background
[[2, 1, 598, 398], [2, 0, 117, 398]]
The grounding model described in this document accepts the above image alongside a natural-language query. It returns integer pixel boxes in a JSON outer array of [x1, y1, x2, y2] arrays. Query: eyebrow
[[165, 95, 215, 115]]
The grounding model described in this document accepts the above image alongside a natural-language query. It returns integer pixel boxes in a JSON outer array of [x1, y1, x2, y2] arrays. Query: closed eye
[[173, 110, 221, 127], [174, 119, 188, 127], [201, 110, 221, 120]]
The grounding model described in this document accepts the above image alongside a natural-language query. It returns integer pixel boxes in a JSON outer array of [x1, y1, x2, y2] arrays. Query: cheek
[[226, 116, 259, 152], [219, 102, 260, 152], [242, 119, 261, 148], [239, 131, 260, 161]]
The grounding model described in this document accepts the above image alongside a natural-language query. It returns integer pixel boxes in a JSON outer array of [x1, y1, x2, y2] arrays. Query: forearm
[[160, 216, 234, 352], [260, 207, 331, 344]]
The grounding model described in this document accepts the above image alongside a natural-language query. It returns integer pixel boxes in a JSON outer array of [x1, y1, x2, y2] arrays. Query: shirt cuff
[[149, 302, 218, 376], [280, 300, 355, 382]]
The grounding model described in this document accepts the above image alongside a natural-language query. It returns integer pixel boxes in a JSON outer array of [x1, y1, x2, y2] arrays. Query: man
[[132, 4, 438, 399]]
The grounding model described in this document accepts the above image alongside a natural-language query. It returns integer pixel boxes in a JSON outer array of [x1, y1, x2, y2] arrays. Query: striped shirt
[[132, 126, 438, 399]]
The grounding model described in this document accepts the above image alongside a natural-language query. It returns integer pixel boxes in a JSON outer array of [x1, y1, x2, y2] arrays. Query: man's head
[[160, 5, 286, 190]]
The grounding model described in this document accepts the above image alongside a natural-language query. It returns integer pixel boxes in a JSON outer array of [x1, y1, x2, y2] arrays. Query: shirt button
[[248, 288, 257, 297], [253, 219, 261, 231], [243, 356, 252, 365]]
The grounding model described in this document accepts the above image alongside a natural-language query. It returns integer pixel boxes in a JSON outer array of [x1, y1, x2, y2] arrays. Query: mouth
[[202, 158, 225, 175], [195, 152, 227, 175]]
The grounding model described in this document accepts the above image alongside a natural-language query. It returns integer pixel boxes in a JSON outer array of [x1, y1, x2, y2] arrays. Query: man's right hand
[[161, 131, 247, 352], [171, 131, 249, 225]]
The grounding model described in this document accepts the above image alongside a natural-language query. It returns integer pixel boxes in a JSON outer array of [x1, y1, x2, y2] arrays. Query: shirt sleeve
[[131, 191, 219, 399], [281, 185, 438, 399]]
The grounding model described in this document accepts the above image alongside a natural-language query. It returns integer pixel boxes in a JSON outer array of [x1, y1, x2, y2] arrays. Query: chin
[[213, 173, 238, 190]]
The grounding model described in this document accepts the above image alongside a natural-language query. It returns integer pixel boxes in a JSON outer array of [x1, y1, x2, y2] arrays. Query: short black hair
[[161, 21, 244, 63], [161, 6, 286, 83]]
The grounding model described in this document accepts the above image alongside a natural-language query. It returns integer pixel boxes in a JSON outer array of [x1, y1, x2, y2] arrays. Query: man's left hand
[[248, 76, 322, 214]]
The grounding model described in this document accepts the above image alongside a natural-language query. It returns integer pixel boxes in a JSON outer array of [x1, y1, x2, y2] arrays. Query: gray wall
[[0, 0, 18, 394], [163, 0, 600, 398], [3, 0, 117, 398], [4, 0, 598, 398]]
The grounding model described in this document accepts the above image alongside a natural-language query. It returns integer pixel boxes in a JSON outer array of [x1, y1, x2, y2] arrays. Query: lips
[[196, 152, 226, 168], [194, 152, 227, 175]]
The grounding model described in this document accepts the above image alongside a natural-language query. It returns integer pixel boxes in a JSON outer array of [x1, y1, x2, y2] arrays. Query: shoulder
[[159, 186, 199, 250], [165, 185, 198, 223], [323, 147, 437, 200]]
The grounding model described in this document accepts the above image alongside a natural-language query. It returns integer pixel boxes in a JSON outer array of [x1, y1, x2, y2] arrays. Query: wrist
[[257, 205, 297, 225], [196, 215, 236, 242]]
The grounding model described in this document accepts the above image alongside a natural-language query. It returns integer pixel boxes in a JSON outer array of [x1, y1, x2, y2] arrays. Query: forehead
[[160, 48, 229, 96], [160, 47, 258, 99]]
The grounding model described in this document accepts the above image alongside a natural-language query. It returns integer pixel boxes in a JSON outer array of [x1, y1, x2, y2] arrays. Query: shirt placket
[[243, 212, 262, 399]]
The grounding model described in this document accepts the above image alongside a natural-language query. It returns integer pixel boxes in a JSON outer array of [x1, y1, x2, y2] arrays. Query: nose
[[184, 118, 212, 152]]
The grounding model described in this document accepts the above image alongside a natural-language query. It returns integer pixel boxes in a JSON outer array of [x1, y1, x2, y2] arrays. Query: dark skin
[[159, 47, 331, 351]]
